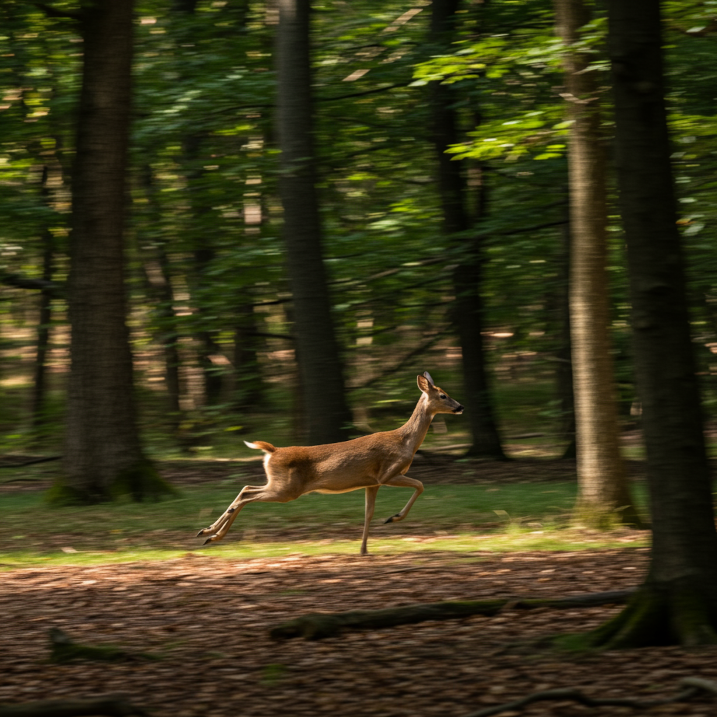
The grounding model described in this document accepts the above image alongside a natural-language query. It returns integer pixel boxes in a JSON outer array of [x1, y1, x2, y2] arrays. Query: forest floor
[[1, 453, 716, 716], [2, 549, 717, 717]]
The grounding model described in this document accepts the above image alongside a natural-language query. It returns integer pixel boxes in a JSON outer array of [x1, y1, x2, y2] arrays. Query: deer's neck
[[397, 395, 434, 454]]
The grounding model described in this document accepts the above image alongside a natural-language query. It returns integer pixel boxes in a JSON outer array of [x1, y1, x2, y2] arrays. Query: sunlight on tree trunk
[[554, 0, 640, 527]]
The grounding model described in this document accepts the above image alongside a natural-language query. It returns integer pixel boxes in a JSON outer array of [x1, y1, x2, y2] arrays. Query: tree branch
[[463, 684, 705, 717], [0, 455, 61, 470], [351, 332, 449, 391], [1, 273, 63, 295], [320, 82, 409, 103], [34, 3, 82, 21]]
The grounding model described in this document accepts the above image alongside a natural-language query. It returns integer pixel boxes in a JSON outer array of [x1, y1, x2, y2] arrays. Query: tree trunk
[[556, 213, 577, 458], [56, 0, 171, 503], [139, 165, 183, 423], [31, 166, 55, 435], [193, 246, 224, 407], [575, 0, 717, 647], [276, 0, 353, 445], [232, 301, 265, 412], [554, 0, 639, 526], [31, 229, 53, 435], [430, 0, 506, 460]]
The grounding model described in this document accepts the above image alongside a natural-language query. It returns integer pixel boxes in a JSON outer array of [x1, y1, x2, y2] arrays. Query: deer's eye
[[440, 394, 446, 399]]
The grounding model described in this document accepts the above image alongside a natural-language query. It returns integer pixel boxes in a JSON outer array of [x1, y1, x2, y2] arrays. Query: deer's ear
[[417, 374, 430, 393], [423, 371, 435, 387]]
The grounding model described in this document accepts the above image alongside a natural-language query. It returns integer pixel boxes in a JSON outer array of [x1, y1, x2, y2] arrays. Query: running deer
[[196, 372, 464, 555]]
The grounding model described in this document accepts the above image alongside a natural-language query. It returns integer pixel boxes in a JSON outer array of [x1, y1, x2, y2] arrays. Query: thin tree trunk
[[575, 0, 717, 647], [276, 0, 353, 445], [554, 0, 639, 525], [31, 167, 55, 434], [430, 0, 506, 460], [556, 212, 576, 458], [232, 302, 264, 412], [57, 0, 170, 502], [139, 165, 183, 421], [31, 229, 53, 434]]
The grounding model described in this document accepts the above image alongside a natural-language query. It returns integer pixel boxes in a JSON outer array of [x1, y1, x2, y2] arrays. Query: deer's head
[[417, 371, 464, 415]]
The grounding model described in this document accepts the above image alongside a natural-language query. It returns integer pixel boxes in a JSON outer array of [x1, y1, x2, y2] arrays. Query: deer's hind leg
[[197, 483, 296, 545], [196, 485, 263, 539]]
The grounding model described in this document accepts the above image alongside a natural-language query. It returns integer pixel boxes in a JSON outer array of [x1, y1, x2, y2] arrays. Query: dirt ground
[[2, 548, 717, 717]]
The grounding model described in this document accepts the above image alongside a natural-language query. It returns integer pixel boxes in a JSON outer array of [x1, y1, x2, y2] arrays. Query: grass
[[0, 482, 650, 570]]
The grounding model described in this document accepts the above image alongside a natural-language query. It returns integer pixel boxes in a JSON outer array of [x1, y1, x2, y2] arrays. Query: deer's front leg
[[360, 485, 380, 556], [382, 474, 424, 524]]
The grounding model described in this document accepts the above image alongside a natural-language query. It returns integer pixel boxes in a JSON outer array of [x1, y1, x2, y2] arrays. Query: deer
[[196, 371, 463, 555]]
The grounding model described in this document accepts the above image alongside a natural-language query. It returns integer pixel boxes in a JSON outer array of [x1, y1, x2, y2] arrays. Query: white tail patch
[[244, 441, 259, 450]]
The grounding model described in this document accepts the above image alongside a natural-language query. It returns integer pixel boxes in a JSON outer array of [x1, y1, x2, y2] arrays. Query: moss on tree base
[[46, 459, 178, 505], [572, 500, 646, 531], [555, 580, 717, 650], [110, 459, 179, 501]]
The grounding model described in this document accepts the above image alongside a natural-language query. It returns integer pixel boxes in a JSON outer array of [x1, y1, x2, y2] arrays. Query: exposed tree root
[[463, 677, 717, 717], [0, 694, 147, 717], [561, 581, 717, 649], [49, 628, 158, 663], [269, 589, 634, 640]]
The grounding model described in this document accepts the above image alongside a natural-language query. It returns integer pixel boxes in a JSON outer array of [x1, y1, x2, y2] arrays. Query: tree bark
[[554, 0, 639, 526], [276, 0, 353, 445], [579, 0, 717, 647], [430, 0, 506, 460], [57, 0, 170, 502]]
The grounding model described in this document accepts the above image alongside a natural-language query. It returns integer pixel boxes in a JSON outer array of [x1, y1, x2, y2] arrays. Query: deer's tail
[[244, 440, 276, 454]]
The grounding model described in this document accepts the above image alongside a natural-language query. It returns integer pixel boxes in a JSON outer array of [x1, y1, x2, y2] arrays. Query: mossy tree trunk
[[554, 0, 640, 527], [579, 0, 717, 647], [58, 0, 171, 503]]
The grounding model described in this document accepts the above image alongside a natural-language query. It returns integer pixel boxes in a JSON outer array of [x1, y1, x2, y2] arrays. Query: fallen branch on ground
[[269, 589, 634, 640], [49, 628, 158, 663], [0, 456, 61, 470], [0, 694, 147, 717], [463, 676, 717, 717]]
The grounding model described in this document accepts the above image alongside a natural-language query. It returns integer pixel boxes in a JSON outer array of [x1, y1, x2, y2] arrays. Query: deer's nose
[[454, 405, 464, 414]]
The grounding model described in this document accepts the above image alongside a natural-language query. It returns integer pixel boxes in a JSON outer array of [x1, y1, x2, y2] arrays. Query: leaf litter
[[2, 548, 717, 716]]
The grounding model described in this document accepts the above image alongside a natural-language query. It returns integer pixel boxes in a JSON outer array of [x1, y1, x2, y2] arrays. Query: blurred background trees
[[1, 0, 717, 508]]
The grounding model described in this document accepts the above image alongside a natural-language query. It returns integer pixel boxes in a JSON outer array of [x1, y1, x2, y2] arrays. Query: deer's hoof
[[196, 528, 208, 537], [202, 535, 217, 546], [384, 514, 399, 524]]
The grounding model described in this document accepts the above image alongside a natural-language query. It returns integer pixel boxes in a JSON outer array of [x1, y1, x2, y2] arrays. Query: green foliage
[[2, 0, 717, 456]]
